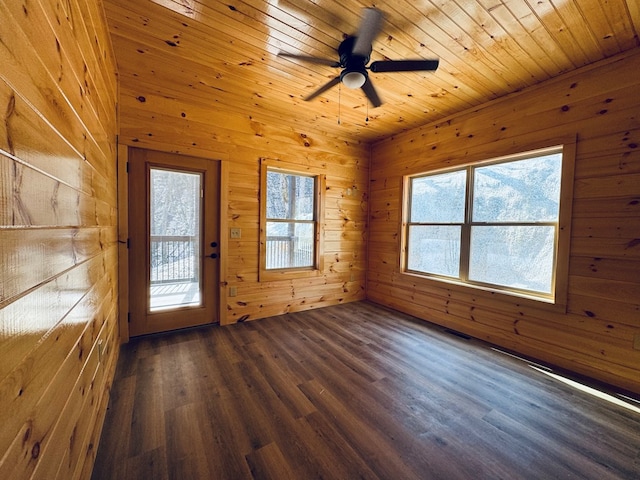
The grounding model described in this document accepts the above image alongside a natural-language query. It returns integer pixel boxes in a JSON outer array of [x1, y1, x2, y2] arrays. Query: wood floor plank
[[294, 411, 381, 479], [164, 402, 212, 479], [241, 340, 317, 419], [127, 354, 165, 458], [124, 447, 168, 480], [90, 375, 136, 478], [244, 442, 297, 480], [297, 378, 424, 480], [91, 301, 640, 480]]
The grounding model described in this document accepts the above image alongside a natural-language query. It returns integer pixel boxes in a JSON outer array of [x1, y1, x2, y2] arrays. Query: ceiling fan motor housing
[[339, 37, 369, 68]]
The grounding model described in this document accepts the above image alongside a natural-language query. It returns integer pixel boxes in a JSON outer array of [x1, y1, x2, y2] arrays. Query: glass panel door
[[128, 148, 219, 337], [149, 168, 203, 311]]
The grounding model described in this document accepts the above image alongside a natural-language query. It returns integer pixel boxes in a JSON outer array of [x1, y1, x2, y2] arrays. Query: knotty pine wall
[[0, 0, 118, 479], [368, 48, 640, 395], [117, 93, 369, 326]]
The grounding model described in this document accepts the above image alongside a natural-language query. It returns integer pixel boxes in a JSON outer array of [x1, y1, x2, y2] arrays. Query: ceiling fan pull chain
[[366, 102, 369, 123]]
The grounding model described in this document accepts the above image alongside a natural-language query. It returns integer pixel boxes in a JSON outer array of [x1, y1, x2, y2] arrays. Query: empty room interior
[[1, 0, 640, 478]]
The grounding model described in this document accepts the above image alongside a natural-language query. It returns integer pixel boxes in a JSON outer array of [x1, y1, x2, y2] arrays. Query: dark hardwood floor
[[91, 301, 640, 479]]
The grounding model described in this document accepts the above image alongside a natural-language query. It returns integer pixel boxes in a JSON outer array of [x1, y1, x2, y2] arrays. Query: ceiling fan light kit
[[278, 8, 439, 107], [341, 70, 367, 89]]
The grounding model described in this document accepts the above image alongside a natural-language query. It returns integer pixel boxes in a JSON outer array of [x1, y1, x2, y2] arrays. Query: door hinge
[[127, 312, 131, 323], [127, 238, 130, 249], [126, 161, 130, 173]]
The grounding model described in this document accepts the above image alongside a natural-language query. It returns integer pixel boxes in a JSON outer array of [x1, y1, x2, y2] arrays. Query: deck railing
[[150, 235, 199, 284], [266, 236, 313, 269], [150, 235, 313, 281]]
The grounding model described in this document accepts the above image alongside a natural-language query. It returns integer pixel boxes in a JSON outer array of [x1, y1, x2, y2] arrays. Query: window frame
[[401, 144, 575, 308], [259, 158, 325, 282]]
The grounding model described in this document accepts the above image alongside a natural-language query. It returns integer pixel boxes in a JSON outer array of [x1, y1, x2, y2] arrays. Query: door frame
[[117, 145, 229, 342]]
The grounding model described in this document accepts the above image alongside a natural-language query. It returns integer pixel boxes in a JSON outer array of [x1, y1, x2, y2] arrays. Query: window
[[404, 145, 573, 303], [259, 160, 325, 281]]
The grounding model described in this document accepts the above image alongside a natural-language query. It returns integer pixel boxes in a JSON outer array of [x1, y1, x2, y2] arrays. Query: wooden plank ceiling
[[104, 0, 640, 143]]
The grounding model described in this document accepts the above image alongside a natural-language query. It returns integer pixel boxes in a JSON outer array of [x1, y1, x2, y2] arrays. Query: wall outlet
[[229, 286, 237, 297], [230, 228, 241, 239]]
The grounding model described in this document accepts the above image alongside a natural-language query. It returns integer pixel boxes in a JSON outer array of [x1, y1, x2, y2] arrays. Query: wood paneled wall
[[0, 0, 118, 478], [368, 48, 640, 395], [117, 87, 369, 326]]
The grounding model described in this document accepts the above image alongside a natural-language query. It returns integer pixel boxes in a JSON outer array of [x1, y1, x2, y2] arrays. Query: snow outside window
[[405, 146, 567, 302]]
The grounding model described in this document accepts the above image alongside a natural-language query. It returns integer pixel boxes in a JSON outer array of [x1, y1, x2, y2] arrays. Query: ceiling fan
[[278, 8, 439, 107]]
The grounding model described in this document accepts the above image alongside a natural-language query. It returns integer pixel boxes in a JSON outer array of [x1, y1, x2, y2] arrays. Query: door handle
[[209, 241, 219, 259]]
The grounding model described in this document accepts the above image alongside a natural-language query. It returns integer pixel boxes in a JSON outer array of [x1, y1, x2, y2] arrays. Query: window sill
[[400, 270, 568, 314], [259, 267, 323, 283]]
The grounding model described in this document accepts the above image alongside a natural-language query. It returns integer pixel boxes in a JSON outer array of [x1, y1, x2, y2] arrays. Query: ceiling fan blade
[[369, 59, 440, 73], [352, 8, 384, 57], [278, 52, 340, 67], [304, 76, 341, 101], [361, 77, 382, 107]]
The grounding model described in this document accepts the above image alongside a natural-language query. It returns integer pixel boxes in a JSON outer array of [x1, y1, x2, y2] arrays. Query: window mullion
[[287, 176, 296, 267], [460, 166, 473, 281]]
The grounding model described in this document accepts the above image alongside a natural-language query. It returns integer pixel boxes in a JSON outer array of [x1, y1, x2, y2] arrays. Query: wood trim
[[316, 173, 326, 276], [219, 159, 230, 325], [554, 137, 577, 311], [399, 175, 410, 273], [117, 143, 130, 342], [258, 158, 326, 282], [127, 148, 147, 335], [258, 157, 268, 278]]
